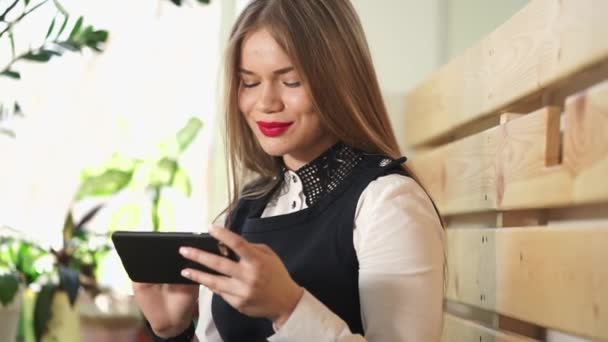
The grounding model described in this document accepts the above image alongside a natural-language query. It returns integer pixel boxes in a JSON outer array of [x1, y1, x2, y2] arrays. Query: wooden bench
[[402, 0, 608, 340]]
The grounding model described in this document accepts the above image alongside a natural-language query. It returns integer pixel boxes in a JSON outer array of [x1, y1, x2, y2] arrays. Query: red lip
[[256, 121, 293, 137]]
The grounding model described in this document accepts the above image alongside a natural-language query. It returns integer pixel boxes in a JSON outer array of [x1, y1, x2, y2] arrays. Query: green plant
[[1, 216, 115, 340], [0, 232, 60, 340], [0, 0, 109, 139], [76, 117, 203, 231], [0, 1, 108, 79]]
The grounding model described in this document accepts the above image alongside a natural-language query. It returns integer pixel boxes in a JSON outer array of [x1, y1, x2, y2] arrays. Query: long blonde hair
[[221, 0, 407, 226]]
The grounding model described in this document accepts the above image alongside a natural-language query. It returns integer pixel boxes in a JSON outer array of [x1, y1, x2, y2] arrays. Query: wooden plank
[[408, 106, 561, 214], [404, 0, 608, 147], [408, 80, 608, 214], [445, 225, 608, 341], [442, 313, 539, 342], [563, 81, 608, 205]]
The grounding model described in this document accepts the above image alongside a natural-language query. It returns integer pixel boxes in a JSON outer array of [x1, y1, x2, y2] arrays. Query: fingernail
[[179, 247, 189, 256], [181, 269, 190, 277]]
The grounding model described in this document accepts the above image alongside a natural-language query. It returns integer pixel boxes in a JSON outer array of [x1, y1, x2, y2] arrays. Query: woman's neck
[[282, 137, 339, 171]]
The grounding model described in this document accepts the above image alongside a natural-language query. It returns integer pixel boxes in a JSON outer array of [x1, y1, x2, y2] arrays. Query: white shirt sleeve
[[197, 174, 446, 342], [195, 286, 223, 341], [195, 215, 225, 342]]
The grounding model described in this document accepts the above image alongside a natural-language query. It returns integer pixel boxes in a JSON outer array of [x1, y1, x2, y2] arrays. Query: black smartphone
[[111, 231, 238, 284]]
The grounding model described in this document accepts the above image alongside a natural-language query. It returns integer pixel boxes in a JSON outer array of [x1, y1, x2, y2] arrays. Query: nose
[[256, 83, 284, 113]]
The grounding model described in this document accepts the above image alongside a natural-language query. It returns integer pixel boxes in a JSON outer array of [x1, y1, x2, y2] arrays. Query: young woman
[[133, 1, 445, 341]]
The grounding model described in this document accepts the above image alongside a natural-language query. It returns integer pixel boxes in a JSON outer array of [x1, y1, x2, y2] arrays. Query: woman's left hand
[[179, 225, 303, 328]]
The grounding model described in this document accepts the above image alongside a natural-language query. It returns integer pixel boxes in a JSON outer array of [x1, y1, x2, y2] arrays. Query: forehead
[[240, 28, 293, 70]]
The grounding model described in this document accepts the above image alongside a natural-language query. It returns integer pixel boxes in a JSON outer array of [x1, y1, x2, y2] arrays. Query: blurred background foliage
[[0, 0, 210, 340]]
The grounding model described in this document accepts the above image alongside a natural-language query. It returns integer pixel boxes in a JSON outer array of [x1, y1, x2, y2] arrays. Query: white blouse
[[196, 171, 445, 341]]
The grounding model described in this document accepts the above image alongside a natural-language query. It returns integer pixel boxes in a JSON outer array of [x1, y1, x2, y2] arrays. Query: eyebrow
[[238, 66, 295, 75]]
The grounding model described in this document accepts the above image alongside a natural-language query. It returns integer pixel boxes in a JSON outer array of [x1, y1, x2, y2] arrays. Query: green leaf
[[22, 49, 59, 62], [0, 1, 18, 21], [68, 16, 83, 40], [25, 0, 31, 6], [0, 238, 18, 268], [9, 31, 15, 58], [74, 204, 104, 231], [58, 266, 79, 307], [150, 158, 178, 187], [109, 204, 141, 231], [82, 28, 109, 51], [63, 211, 75, 243], [176, 117, 203, 152], [0, 273, 19, 306], [197, 0, 210, 3], [171, 167, 192, 196], [77, 169, 133, 199], [56, 15, 68, 39], [52, 0, 69, 16], [56, 41, 78, 52], [0, 240, 14, 268], [16, 242, 47, 285], [34, 284, 56, 341], [46, 16, 56, 39], [0, 70, 21, 79]]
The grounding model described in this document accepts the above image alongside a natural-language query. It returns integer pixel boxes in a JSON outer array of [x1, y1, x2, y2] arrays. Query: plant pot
[[19, 288, 81, 342], [79, 291, 143, 342], [0, 286, 23, 342]]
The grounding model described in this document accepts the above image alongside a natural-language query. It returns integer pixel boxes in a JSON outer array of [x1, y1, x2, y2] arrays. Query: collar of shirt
[[279, 142, 363, 207]]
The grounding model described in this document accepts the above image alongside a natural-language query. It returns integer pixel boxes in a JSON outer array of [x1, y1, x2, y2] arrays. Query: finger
[[179, 247, 240, 278], [166, 284, 200, 292], [209, 225, 256, 260], [252, 243, 274, 256], [181, 268, 245, 297], [132, 282, 156, 290]]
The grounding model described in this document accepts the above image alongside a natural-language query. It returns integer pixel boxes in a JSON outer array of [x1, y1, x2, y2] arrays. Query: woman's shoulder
[[361, 173, 424, 203], [355, 173, 440, 226]]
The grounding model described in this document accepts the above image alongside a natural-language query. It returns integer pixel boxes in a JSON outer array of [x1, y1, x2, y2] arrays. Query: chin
[[258, 139, 293, 157]]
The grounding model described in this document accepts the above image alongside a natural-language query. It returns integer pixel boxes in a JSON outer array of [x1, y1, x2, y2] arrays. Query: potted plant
[[0, 228, 75, 342]]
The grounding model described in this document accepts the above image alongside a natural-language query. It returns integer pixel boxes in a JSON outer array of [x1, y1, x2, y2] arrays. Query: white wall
[[350, 0, 444, 153], [350, 0, 532, 153], [445, 0, 529, 60]]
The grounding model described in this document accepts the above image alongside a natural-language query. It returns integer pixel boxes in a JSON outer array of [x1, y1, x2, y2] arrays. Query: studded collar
[[279, 142, 364, 207]]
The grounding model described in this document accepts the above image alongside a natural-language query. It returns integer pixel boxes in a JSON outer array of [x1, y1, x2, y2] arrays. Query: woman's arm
[[268, 174, 445, 342]]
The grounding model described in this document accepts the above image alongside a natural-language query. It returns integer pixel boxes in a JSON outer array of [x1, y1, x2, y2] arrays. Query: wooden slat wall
[[409, 81, 608, 215], [404, 0, 608, 147], [446, 225, 608, 341], [442, 314, 538, 342], [402, 0, 608, 341]]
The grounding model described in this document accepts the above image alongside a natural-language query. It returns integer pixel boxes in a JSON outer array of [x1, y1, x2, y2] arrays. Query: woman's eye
[[241, 80, 260, 88], [283, 81, 301, 88]]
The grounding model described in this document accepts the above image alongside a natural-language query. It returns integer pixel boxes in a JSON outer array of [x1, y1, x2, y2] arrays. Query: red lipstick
[[256, 121, 293, 137]]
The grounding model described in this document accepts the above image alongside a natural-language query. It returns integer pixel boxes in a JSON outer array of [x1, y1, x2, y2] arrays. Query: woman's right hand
[[132, 282, 199, 338]]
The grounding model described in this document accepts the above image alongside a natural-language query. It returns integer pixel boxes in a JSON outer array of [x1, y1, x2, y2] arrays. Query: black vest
[[211, 154, 408, 341]]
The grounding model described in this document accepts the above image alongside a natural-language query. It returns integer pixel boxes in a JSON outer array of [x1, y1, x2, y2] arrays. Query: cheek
[[238, 90, 256, 116], [284, 90, 314, 113]]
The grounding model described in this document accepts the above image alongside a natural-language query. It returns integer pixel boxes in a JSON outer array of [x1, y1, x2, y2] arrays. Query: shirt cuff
[[268, 290, 353, 342]]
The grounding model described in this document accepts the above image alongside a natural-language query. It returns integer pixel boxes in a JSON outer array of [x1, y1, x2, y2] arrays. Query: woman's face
[[238, 28, 336, 170]]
